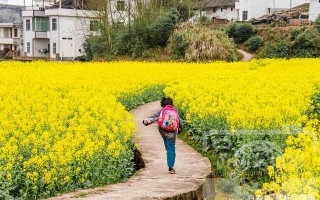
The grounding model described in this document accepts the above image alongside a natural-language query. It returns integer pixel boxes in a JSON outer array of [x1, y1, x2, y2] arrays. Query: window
[[213, 8, 216, 13], [242, 11, 248, 21], [90, 20, 99, 31], [34, 17, 49, 32], [221, 8, 223, 12], [27, 42, 30, 53], [53, 42, 56, 54], [117, 0, 125, 11], [231, 7, 234, 11], [14, 29, 18, 37], [52, 18, 57, 31], [26, 19, 31, 31]]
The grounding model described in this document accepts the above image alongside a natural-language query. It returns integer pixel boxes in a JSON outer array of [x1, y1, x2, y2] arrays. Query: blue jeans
[[163, 139, 176, 168]]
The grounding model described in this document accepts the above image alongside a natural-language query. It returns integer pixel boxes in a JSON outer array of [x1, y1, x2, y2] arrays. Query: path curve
[[238, 49, 254, 62], [49, 101, 213, 200]]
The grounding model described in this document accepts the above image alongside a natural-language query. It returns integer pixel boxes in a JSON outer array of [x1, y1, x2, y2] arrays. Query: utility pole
[[290, 0, 292, 17]]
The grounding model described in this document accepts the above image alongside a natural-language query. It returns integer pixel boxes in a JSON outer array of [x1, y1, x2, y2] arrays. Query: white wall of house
[[33, 38, 49, 57], [237, 0, 309, 21], [0, 23, 21, 51], [204, 6, 238, 21], [23, 16, 34, 56], [22, 8, 94, 59], [310, 0, 320, 21], [45, 9, 93, 59]]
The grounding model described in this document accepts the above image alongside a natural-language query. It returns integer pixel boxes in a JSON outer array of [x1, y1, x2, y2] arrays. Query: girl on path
[[143, 97, 182, 174]]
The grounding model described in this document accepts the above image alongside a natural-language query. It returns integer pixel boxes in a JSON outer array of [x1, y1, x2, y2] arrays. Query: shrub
[[258, 41, 291, 59], [245, 36, 263, 52], [227, 23, 255, 43], [148, 9, 179, 47], [289, 28, 300, 41], [314, 16, 320, 33], [232, 141, 282, 185], [185, 29, 239, 62], [198, 15, 210, 25], [292, 29, 320, 58], [168, 34, 188, 59]]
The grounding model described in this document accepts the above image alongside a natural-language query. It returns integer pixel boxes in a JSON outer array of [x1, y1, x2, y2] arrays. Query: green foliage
[[292, 29, 320, 57], [148, 9, 179, 47], [227, 23, 255, 43], [168, 34, 188, 59], [314, 16, 320, 33], [84, 9, 179, 60], [244, 36, 263, 52], [231, 141, 282, 185], [198, 15, 210, 25], [84, 34, 111, 60], [258, 41, 291, 59], [167, 22, 239, 62], [177, 3, 193, 22], [289, 28, 300, 41]]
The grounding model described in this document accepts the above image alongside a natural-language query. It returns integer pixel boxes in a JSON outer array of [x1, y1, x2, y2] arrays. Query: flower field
[[0, 59, 320, 198]]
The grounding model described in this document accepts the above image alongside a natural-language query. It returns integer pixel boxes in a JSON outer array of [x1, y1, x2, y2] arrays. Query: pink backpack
[[158, 105, 179, 131]]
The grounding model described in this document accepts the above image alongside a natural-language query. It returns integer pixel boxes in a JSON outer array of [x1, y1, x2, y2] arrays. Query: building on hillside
[[22, 0, 96, 60], [236, 0, 309, 21], [195, 0, 309, 22], [0, 23, 21, 51], [309, 0, 320, 21], [0, 4, 23, 52], [199, 0, 238, 22]]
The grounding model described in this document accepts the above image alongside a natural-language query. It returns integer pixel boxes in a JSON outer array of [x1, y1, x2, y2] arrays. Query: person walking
[[143, 97, 182, 174]]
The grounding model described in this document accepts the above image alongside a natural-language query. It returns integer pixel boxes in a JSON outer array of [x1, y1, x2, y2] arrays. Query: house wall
[[310, 0, 320, 21], [238, 0, 309, 21], [204, 6, 238, 21], [46, 10, 91, 59], [33, 38, 49, 57], [23, 16, 34, 56]]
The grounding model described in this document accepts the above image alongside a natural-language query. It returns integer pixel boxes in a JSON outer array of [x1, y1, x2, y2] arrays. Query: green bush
[[198, 15, 210, 25], [227, 23, 255, 43], [292, 29, 320, 57], [148, 9, 179, 47], [258, 41, 291, 59], [168, 34, 188, 59], [289, 28, 300, 41], [232, 140, 282, 185], [244, 36, 263, 52], [314, 16, 320, 33]]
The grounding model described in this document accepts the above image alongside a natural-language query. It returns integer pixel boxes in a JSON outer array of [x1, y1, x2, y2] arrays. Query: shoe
[[169, 168, 176, 174]]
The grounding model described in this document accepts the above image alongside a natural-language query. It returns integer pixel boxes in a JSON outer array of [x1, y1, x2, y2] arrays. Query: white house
[[200, 0, 238, 22], [309, 0, 320, 21], [0, 4, 23, 52], [236, 0, 309, 21], [22, 2, 96, 60], [197, 0, 309, 21], [0, 23, 21, 51]]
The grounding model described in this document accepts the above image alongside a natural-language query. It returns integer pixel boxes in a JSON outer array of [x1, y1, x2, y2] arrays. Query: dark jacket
[[144, 109, 183, 141]]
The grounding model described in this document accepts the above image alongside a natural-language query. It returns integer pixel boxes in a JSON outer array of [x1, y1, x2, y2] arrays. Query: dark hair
[[160, 97, 173, 108]]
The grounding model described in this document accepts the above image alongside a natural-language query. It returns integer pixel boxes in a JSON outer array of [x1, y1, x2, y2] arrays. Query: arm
[[143, 110, 161, 126]]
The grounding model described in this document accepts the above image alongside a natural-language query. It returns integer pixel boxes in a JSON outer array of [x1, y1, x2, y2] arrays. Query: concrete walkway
[[49, 101, 213, 200]]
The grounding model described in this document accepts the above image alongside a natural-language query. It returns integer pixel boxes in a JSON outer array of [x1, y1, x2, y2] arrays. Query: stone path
[[238, 49, 254, 62], [49, 101, 213, 200]]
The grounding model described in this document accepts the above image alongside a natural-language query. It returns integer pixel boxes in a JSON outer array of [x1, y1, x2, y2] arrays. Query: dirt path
[[238, 49, 254, 62], [49, 101, 213, 200]]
